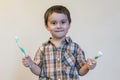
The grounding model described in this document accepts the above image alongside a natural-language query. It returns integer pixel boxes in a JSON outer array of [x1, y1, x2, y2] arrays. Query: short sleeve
[[34, 46, 44, 67], [79, 50, 86, 65], [76, 45, 86, 70]]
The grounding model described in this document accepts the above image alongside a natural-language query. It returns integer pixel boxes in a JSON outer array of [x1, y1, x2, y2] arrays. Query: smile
[[55, 30, 64, 32]]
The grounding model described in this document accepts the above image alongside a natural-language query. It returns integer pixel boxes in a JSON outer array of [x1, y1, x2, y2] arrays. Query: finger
[[25, 54, 29, 57], [87, 58, 92, 65], [91, 59, 97, 65]]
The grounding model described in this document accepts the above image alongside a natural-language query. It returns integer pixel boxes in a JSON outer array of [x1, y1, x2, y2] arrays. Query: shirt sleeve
[[34, 46, 44, 67], [76, 44, 86, 70]]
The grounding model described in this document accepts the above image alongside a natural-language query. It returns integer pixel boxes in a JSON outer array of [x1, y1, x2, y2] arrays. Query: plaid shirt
[[34, 37, 86, 80]]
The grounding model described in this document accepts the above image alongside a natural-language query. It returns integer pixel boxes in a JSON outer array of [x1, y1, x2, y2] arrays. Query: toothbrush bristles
[[94, 51, 103, 59], [15, 36, 20, 43], [98, 51, 103, 57]]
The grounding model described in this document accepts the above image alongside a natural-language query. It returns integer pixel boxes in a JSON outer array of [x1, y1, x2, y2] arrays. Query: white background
[[0, 0, 120, 80]]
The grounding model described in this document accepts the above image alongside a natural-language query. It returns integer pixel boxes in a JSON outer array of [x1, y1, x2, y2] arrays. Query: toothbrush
[[15, 36, 26, 56], [94, 51, 103, 60], [15, 36, 32, 68]]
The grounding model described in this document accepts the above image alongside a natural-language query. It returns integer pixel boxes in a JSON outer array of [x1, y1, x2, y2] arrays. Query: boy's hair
[[44, 5, 71, 25]]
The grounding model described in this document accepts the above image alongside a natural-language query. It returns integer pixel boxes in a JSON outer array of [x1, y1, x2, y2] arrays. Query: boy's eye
[[61, 21, 65, 24], [51, 21, 57, 25], [60, 19, 67, 24]]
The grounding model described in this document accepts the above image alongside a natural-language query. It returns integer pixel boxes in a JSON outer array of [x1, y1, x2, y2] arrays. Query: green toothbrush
[[15, 36, 26, 56], [15, 36, 32, 68]]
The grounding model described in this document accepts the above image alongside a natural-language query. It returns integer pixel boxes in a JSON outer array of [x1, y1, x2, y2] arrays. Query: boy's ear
[[68, 23, 71, 29], [45, 24, 50, 31]]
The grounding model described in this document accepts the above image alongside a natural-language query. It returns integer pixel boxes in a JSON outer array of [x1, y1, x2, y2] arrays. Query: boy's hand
[[22, 55, 34, 68], [86, 58, 97, 70]]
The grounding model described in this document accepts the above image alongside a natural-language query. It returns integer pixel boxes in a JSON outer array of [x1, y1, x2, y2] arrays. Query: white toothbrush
[[94, 51, 103, 60]]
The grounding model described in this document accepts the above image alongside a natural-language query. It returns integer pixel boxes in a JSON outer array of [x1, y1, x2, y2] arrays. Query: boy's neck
[[50, 36, 66, 48]]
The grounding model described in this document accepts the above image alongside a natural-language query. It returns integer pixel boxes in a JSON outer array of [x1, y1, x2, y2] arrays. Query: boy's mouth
[[55, 30, 64, 32]]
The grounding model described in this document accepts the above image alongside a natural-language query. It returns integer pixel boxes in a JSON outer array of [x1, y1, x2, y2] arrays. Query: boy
[[22, 5, 96, 80]]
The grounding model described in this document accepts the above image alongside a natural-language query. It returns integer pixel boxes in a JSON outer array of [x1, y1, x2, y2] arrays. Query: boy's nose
[[57, 23, 62, 28]]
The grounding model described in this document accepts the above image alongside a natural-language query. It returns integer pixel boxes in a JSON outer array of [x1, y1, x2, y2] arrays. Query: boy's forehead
[[48, 12, 68, 20]]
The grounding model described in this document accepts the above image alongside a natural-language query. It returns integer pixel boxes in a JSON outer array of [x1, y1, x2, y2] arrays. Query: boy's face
[[46, 12, 70, 39]]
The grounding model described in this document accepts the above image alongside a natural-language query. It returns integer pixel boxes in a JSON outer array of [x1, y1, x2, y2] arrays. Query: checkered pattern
[[34, 37, 86, 80]]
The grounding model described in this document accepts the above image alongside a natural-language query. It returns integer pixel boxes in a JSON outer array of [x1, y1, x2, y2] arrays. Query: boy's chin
[[54, 35, 66, 39]]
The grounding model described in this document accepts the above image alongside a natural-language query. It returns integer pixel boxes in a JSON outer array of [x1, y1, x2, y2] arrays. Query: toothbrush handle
[[19, 46, 26, 56], [94, 56, 99, 60]]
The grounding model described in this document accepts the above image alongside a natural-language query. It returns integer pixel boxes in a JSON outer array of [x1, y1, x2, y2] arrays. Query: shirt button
[[58, 58, 60, 61], [58, 68, 60, 71]]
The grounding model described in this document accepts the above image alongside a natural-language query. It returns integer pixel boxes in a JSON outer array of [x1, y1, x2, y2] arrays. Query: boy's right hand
[[86, 58, 97, 70], [22, 55, 34, 68]]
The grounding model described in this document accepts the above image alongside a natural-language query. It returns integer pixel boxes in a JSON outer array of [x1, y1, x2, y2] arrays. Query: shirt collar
[[64, 36, 73, 44], [43, 36, 73, 46]]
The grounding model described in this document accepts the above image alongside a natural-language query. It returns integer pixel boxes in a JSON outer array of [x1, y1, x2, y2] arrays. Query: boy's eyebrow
[[61, 19, 68, 21], [49, 19, 68, 21]]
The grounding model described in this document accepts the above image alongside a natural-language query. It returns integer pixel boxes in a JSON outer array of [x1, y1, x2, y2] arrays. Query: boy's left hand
[[86, 58, 97, 70]]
